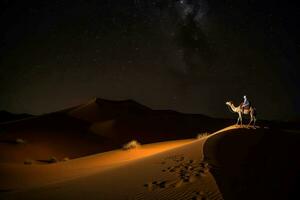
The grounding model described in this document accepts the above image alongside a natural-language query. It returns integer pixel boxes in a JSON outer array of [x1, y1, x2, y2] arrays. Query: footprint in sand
[[175, 179, 184, 188], [144, 180, 170, 191], [144, 157, 211, 191], [191, 191, 207, 200]]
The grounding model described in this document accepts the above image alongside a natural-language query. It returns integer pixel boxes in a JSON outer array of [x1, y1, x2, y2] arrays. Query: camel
[[226, 101, 257, 127]]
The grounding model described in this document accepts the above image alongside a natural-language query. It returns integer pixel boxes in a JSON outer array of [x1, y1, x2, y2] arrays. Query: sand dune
[[1, 124, 300, 199], [0, 111, 33, 124], [0, 99, 231, 164], [0, 139, 193, 191], [0, 126, 231, 200], [68, 98, 152, 123], [0, 113, 108, 163], [1, 99, 299, 199], [204, 126, 300, 200]]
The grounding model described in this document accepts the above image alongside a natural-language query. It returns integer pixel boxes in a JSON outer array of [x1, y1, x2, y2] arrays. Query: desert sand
[[1, 99, 299, 200], [0, 126, 224, 200], [1, 124, 300, 200], [0, 98, 230, 164]]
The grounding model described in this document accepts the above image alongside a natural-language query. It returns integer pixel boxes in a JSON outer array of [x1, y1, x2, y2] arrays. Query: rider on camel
[[241, 95, 250, 113]]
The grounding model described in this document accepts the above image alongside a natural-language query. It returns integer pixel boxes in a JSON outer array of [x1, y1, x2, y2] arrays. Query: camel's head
[[225, 101, 232, 106]]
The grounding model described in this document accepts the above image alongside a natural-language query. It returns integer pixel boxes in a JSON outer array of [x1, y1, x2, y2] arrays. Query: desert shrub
[[196, 132, 209, 139], [24, 159, 33, 165], [15, 138, 26, 144], [122, 140, 141, 150], [62, 157, 69, 162], [48, 156, 58, 163]]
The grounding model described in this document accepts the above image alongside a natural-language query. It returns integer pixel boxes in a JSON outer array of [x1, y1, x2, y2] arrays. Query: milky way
[[0, 0, 299, 120]]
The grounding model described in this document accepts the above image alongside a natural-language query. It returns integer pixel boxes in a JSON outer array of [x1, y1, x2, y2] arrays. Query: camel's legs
[[247, 118, 253, 127], [240, 113, 243, 126], [237, 112, 243, 127], [248, 111, 257, 128], [236, 116, 240, 125], [247, 112, 253, 127]]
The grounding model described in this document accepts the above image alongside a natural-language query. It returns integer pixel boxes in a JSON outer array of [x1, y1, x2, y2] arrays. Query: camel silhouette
[[226, 101, 257, 127]]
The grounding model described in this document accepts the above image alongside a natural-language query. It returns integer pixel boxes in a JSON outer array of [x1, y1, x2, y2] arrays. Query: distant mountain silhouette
[[0, 110, 33, 123], [68, 98, 153, 122], [67, 98, 232, 142]]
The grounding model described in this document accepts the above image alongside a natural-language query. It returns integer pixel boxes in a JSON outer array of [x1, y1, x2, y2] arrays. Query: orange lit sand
[[0, 126, 239, 200], [2, 124, 298, 200]]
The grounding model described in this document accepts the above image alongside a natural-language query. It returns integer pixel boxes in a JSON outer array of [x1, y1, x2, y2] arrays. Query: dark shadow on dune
[[0, 98, 234, 163], [36, 159, 57, 164], [0, 140, 19, 144], [0, 189, 13, 193], [204, 127, 300, 200], [0, 110, 33, 124]]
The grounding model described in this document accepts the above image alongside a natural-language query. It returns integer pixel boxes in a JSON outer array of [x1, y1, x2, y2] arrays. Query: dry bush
[[48, 156, 58, 163], [122, 140, 141, 150], [196, 132, 209, 139], [62, 157, 69, 162], [15, 138, 26, 144]]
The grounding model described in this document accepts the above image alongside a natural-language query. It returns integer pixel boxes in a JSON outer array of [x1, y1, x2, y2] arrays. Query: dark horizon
[[1, 0, 300, 120]]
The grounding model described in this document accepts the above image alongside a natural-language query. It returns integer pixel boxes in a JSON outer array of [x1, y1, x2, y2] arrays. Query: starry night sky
[[1, 0, 300, 120]]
